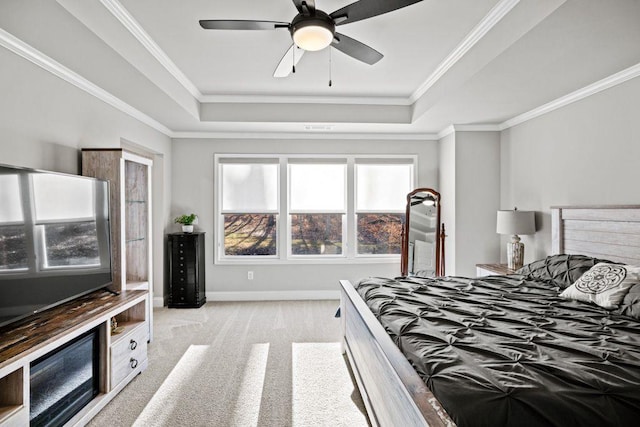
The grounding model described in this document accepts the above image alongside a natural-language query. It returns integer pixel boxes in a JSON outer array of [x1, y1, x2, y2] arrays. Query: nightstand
[[476, 263, 518, 277]]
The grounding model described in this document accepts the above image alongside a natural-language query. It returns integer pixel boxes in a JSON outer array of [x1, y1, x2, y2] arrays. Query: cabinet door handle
[[130, 339, 138, 350], [130, 358, 138, 369]]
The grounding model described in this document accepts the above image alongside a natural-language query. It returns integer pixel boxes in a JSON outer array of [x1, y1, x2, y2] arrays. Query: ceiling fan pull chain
[[292, 46, 296, 74], [328, 47, 332, 87]]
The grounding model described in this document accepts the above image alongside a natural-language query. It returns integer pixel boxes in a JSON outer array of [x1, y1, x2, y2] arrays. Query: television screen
[[0, 164, 112, 328]]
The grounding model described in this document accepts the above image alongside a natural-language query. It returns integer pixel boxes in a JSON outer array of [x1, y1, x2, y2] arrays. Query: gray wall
[[500, 76, 640, 264], [438, 131, 501, 276], [171, 138, 439, 296], [455, 131, 501, 276], [0, 45, 173, 304], [438, 133, 456, 274]]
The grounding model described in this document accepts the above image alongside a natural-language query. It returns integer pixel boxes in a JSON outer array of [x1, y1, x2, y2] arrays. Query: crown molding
[[500, 62, 640, 130], [99, 0, 409, 107], [100, 0, 202, 99], [409, 0, 520, 103], [0, 27, 172, 136], [99, 0, 518, 108], [437, 125, 455, 139], [454, 124, 501, 132], [170, 131, 439, 140], [437, 124, 501, 139], [198, 94, 412, 105], [4, 18, 638, 142], [436, 63, 640, 136]]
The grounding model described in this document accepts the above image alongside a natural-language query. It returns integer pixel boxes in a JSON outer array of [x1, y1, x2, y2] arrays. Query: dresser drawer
[[111, 324, 148, 388], [168, 232, 206, 308]]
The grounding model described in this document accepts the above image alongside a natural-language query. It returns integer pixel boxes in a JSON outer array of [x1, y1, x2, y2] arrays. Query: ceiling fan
[[199, 0, 423, 77]]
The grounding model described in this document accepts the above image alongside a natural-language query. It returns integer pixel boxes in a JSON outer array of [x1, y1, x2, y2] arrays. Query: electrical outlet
[[248, 271, 254, 280]]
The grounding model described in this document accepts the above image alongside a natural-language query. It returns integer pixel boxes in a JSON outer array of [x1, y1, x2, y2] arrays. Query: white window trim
[[214, 154, 417, 264], [287, 161, 347, 259], [353, 160, 415, 258]]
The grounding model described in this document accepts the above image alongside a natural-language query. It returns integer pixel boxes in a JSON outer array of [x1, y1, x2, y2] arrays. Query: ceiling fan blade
[[331, 33, 383, 65], [199, 20, 289, 30], [292, 0, 316, 15], [330, 0, 423, 26], [273, 44, 306, 78]]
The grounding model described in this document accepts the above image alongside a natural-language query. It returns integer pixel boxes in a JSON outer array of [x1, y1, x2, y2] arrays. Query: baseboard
[[206, 290, 340, 301], [153, 297, 165, 308]]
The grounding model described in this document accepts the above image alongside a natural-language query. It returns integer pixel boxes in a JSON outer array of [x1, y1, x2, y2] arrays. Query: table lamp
[[496, 208, 535, 270]]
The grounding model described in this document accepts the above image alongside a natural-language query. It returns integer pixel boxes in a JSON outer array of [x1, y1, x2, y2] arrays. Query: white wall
[[171, 138, 438, 297], [500, 76, 640, 263], [0, 45, 173, 303]]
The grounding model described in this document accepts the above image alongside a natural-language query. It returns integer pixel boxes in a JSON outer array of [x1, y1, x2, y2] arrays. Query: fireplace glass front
[[30, 327, 100, 427]]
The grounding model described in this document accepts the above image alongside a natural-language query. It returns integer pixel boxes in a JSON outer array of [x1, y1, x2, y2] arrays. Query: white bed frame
[[341, 205, 640, 427]]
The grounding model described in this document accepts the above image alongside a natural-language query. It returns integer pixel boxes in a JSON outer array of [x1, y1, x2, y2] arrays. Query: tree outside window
[[216, 156, 415, 261]]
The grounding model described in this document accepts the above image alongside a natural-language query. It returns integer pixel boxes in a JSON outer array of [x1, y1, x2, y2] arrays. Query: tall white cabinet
[[82, 149, 153, 341]]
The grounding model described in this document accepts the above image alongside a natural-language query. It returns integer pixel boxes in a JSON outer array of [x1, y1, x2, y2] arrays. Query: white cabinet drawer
[[110, 324, 147, 388]]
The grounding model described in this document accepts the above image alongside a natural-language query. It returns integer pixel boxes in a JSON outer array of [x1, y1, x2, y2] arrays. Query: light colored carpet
[[89, 300, 369, 427]]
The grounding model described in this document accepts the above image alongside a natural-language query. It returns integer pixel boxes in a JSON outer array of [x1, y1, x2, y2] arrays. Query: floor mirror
[[401, 188, 444, 277]]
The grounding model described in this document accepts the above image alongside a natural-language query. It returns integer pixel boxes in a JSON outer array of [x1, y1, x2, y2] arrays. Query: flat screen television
[[0, 164, 112, 329]]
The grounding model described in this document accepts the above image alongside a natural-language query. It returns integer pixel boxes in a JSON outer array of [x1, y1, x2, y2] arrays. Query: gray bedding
[[355, 263, 640, 426]]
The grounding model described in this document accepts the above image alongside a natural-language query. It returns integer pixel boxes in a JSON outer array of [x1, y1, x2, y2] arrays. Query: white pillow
[[560, 262, 640, 309]]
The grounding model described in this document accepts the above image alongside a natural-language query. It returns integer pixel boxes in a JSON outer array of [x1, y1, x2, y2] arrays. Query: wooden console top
[[0, 290, 146, 369]]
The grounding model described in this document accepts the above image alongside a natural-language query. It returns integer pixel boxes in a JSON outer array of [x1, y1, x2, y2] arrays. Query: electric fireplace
[[30, 327, 100, 427]]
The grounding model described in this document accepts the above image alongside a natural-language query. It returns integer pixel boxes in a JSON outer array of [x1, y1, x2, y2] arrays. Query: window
[[289, 162, 346, 256], [219, 160, 279, 257], [216, 155, 415, 262], [355, 162, 413, 255]]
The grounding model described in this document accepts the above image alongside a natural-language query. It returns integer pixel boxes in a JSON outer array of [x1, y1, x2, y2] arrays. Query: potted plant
[[175, 213, 197, 233]]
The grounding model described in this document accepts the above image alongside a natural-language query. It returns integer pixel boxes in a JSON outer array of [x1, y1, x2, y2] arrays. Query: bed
[[340, 205, 640, 426]]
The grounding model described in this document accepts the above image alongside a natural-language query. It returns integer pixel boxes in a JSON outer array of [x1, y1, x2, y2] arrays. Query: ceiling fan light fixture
[[293, 25, 333, 51], [290, 11, 335, 52]]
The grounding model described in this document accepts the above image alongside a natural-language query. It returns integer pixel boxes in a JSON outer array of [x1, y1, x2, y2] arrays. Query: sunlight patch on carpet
[[292, 342, 368, 427], [132, 345, 209, 427], [230, 343, 270, 427]]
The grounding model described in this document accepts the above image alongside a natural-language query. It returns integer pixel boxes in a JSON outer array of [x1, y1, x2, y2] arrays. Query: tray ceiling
[[0, 0, 638, 136]]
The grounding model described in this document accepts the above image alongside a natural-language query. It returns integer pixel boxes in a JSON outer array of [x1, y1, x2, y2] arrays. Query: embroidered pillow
[[560, 263, 640, 309], [516, 254, 615, 289]]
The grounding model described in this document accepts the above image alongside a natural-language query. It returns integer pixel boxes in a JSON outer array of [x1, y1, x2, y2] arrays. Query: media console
[[0, 290, 149, 426]]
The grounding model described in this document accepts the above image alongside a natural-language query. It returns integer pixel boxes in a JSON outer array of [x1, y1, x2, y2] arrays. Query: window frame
[[353, 161, 414, 258], [287, 161, 347, 260], [217, 158, 281, 260], [214, 154, 417, 264]]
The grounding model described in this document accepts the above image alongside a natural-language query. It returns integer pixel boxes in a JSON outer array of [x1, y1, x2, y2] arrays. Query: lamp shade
[[496, 210, 535, 235]]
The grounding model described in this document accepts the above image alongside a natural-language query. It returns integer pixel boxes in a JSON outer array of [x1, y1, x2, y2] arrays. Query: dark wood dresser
[[168, 232, 206, 308]]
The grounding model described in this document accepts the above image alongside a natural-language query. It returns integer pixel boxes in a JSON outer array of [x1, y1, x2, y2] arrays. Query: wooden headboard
[[551, 205, 640, 266]]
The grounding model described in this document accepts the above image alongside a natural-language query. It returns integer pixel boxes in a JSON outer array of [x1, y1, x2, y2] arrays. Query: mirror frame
[[401, 188, 442, 277]]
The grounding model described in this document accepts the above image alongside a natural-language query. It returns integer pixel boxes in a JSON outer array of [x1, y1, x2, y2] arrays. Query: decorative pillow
[[560, 263, 640, 309], [516, 254, 615, 289], [614, 283, 640, 319]]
